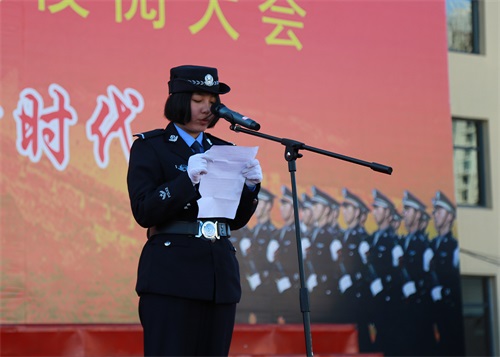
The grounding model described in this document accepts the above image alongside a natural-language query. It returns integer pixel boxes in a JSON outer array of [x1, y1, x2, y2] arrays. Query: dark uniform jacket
[[340, 225, 371, 298], [307, 223, 342, 293], [402, 231, 438, 303], [249, 220, 277, 283], [127, 122, 259, 304], [270, 223, 300, 290], [430, 231, 460, 305], [367, 227, 403, 302]]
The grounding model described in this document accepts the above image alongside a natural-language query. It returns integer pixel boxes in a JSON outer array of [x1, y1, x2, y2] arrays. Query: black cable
[[460, 248, 500, 266]]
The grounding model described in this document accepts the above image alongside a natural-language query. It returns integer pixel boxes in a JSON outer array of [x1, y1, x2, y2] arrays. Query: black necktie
[[191, 141, 203, 154]]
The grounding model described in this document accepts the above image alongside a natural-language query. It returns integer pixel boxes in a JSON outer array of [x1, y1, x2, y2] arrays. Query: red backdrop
[[1, 0, 455, 324]]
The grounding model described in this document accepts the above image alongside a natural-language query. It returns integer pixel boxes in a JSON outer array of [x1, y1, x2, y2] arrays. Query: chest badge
[[176, 164, 188, 172]]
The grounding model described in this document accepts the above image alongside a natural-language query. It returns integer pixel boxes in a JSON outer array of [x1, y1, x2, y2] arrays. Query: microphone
[[211, 103, 261, 131]]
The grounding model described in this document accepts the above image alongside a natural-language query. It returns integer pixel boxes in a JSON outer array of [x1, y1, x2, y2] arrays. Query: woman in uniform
[[127, 64, 262, 356]]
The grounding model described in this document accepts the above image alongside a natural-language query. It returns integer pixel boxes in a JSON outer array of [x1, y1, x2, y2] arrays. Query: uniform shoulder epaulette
[[206, 133, 235, 146], [133, 129, 165, 140]]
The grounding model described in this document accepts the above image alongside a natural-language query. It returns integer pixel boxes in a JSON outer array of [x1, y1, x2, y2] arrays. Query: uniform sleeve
[[127, 139, 200, 228]]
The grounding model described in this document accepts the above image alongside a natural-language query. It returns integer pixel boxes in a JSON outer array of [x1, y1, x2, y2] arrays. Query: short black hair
[[164, 92, 221, 128]]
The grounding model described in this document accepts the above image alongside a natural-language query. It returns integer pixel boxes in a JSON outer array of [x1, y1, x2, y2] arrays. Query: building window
[[446, 0, 480, 53], [452, 118, 486, 206], [461, 276, 494, 356]]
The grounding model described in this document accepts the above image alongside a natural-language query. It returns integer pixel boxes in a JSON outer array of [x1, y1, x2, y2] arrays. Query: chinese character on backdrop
[[86, 86, 144, 168], [13, 84, 78, 171]]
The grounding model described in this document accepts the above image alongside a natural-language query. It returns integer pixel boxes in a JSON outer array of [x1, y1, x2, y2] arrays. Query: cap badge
[[204, 74, 214, 86]]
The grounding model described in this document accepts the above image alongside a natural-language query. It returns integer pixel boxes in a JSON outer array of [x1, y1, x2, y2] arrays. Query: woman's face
[[177, 92, 217, 137]]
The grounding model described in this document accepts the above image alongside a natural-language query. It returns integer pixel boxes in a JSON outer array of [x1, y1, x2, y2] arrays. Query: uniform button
[[164, 241, 172, 247]]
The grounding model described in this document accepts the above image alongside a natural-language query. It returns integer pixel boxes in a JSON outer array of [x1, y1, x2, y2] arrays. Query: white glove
[[247, 272, 261, 291], [239, 238, 252, 257], [187, 153, 208, 185], [276, 276, 292, 293], [370, 278, 383, 297], [453, 247, 460, 268], [267, 239, 279, 263], [423, 248, 434, 272], [402, 281, 417, 297], [392, 245, 404, 267], [431, 285, 443, 301], [330, 239, 342, 261], [306, 274, 318, 292], [339, 274, 353, 293], [358, 241, 370, 264], [241, 159, 262, 187], [301, 237, 311, 258]]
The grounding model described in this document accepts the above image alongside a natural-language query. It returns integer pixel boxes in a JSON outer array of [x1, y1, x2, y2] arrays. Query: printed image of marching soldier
[[233, 187, 277, 323], [229, 215, 254, 324], [299, 192, 316, 240], [267, 186, 302, 324], [299, 193, 316, 292], [420, 210, 431, 240], [430, 191, 465, 356], [305, 186, 342, 323], [230, 184, 466, 357], [337, 188, 375, 352], [365, 189, 405, 355], [399, 190, 440, 356], [391, 210, 403, 238], [324, 189, 348, 323], [299, 192, 315, 289]]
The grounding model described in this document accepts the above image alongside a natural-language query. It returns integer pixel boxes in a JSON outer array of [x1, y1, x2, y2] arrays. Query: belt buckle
[[197, 220, 219, 242]]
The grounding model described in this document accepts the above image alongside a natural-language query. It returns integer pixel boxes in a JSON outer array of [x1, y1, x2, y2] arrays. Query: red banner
[[1, 0, 462, 355]]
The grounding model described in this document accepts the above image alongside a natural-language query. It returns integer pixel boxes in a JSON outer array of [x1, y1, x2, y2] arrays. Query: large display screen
[[1, 0, 464, 355]]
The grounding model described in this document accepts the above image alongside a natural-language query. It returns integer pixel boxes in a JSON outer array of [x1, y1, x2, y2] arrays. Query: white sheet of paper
[[197, 145, 259, 219]]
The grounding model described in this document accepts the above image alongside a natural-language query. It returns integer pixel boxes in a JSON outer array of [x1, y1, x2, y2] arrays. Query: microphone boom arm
[[230, 124, 393, 175]]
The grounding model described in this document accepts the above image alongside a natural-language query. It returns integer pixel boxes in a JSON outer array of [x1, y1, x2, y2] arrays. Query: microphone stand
[[229, 124, 392, 357]]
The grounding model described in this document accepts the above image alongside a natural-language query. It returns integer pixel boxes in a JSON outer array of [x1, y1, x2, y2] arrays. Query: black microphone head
[[210, 103, 225, 116], [211, 102, 261, 131], [250, 121, 261, 131]]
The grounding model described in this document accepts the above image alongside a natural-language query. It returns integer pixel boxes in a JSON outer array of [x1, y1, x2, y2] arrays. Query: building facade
[[448, 0, 500, 355]]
